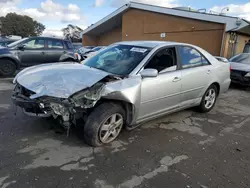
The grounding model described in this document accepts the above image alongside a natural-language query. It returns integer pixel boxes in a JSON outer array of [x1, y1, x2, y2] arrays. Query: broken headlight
[[72, 83, 104, 108], [50, 103, 68, 115]]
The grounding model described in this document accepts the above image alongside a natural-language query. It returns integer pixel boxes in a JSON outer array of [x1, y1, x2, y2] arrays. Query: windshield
[[83, 44, 151, 75], [7, 38, 28, 48], [215, 56, 228, 63], [230, 53, 250, 64]]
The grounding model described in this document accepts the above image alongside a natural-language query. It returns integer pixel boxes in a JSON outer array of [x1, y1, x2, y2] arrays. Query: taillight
[[229, 65, 232, 72]]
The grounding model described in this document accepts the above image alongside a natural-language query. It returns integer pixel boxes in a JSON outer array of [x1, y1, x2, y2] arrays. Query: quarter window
[[179, 46, 208, 68], [23, 39, 45, 49], [47, 39, 64, 49]]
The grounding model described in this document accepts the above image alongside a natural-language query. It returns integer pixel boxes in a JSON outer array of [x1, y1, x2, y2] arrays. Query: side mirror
[[18, 44, 25, 50], [140, 68, 158, 78]]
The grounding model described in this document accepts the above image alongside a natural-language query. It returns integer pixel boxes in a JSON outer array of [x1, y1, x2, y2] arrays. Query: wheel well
[[95, 99, 134, 126], [211, 82, 220, 95], [0, 57, 17, 69]]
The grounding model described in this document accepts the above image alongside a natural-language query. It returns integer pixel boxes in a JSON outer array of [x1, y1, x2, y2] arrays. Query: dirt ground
[[0, 78, 250, 188]]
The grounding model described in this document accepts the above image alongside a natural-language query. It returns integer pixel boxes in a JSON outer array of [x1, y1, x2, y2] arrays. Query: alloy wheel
[[204, 88, 216, 109], [99, 113, 123, 143]]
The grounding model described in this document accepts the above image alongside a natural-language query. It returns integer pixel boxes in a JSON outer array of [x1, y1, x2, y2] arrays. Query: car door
[[138, 47, 182, 120], [17, 38, 46, 66], [44, 39, 65, 63], [177, 46, 213, 107]]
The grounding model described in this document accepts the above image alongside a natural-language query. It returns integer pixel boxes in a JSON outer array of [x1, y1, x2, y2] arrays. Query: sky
[[0, 0, 250, 37]]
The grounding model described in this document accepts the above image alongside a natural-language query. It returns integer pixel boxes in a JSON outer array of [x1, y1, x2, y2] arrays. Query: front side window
[[47, 39, 64, 49], [83, 45, 151, 75], [179, 46, 208, 69], [23, 39, 45, 49], [144, 47, 177, 73]]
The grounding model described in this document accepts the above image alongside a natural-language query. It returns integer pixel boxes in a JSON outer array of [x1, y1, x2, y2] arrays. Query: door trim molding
[[141, 86, 204, 104]]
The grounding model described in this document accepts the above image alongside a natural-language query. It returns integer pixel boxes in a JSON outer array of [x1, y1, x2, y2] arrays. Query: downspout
[[232, 33, 238, 56], [220, 25, 226, 56]]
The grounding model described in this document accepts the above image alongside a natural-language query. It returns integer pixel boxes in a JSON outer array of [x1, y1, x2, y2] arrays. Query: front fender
[[101, 76, 142, 125]]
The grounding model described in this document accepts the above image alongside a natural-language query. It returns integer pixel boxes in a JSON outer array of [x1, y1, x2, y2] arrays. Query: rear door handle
[[63, 51, 67, 54], [41, 52, 45, 55], [172, 77, 181, 82]]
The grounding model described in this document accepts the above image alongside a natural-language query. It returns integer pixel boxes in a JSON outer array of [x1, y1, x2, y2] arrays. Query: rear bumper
[[230, 77, 250, 86], [12, 95, 52, 117]]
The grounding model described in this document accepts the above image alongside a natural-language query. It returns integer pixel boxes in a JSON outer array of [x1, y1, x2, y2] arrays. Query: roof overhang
[[82, 4, 129, 36], [234, 25, 250, 36], [82, 2, 250, 36]]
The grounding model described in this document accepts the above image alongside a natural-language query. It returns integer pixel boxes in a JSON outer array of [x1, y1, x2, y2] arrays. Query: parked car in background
[[73, 43, 83, 52], [0, 39, 17, 47], [12, 41, 231, 146], [0, 36, 76, 76], [229, 53, 250, 86], [80, 46, 106, 61], [214, 56, 228, 63], [75, 46, 96, 62]]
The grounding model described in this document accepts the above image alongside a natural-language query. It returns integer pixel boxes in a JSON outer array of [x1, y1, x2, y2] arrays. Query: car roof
[[115, 41, 188, 48], [0, 39, 16, 42], [28, 36, 70, 41]]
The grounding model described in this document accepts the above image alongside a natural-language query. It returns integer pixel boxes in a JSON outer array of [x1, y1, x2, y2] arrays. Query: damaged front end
[[11, 75, 126, 132]]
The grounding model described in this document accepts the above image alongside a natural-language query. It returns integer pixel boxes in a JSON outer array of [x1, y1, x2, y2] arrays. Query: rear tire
[[198, 85, 218, 113], [84, 102, 125, 147], [0, 59, 16, 77]]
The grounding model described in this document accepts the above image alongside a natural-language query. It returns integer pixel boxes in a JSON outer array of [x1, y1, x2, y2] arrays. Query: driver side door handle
[[172, 77, 181, 82]]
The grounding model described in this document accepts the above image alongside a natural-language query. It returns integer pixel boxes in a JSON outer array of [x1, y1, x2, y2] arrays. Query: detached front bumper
[[12, 94, 52, 117]]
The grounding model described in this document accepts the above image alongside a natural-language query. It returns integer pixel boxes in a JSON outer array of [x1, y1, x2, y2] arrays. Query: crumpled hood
[[230, 62, 250, 72], [14, 62, 109, 99]]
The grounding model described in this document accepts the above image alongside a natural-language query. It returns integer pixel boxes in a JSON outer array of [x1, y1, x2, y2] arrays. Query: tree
[[0, 13, 45, 37], [62, 24, 83, 42], [34, 21, 46, 36]]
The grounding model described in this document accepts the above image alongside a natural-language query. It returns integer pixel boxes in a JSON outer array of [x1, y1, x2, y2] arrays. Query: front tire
[[0, 59, 16, 77], [84, 102, 125, 147], [199, 85, 218, 113]]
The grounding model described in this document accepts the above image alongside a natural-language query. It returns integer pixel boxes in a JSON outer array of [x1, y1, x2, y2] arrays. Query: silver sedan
[[12, 41, 231, 146]]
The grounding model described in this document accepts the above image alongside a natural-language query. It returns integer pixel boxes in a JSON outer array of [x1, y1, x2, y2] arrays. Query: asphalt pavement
[[0, 78, 250, 188]]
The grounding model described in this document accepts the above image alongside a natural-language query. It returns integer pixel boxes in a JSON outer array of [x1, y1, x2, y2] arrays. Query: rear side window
[[65, 41, 74, 49], [178, 46, 209, 69], [47, 39, 64, 49]]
